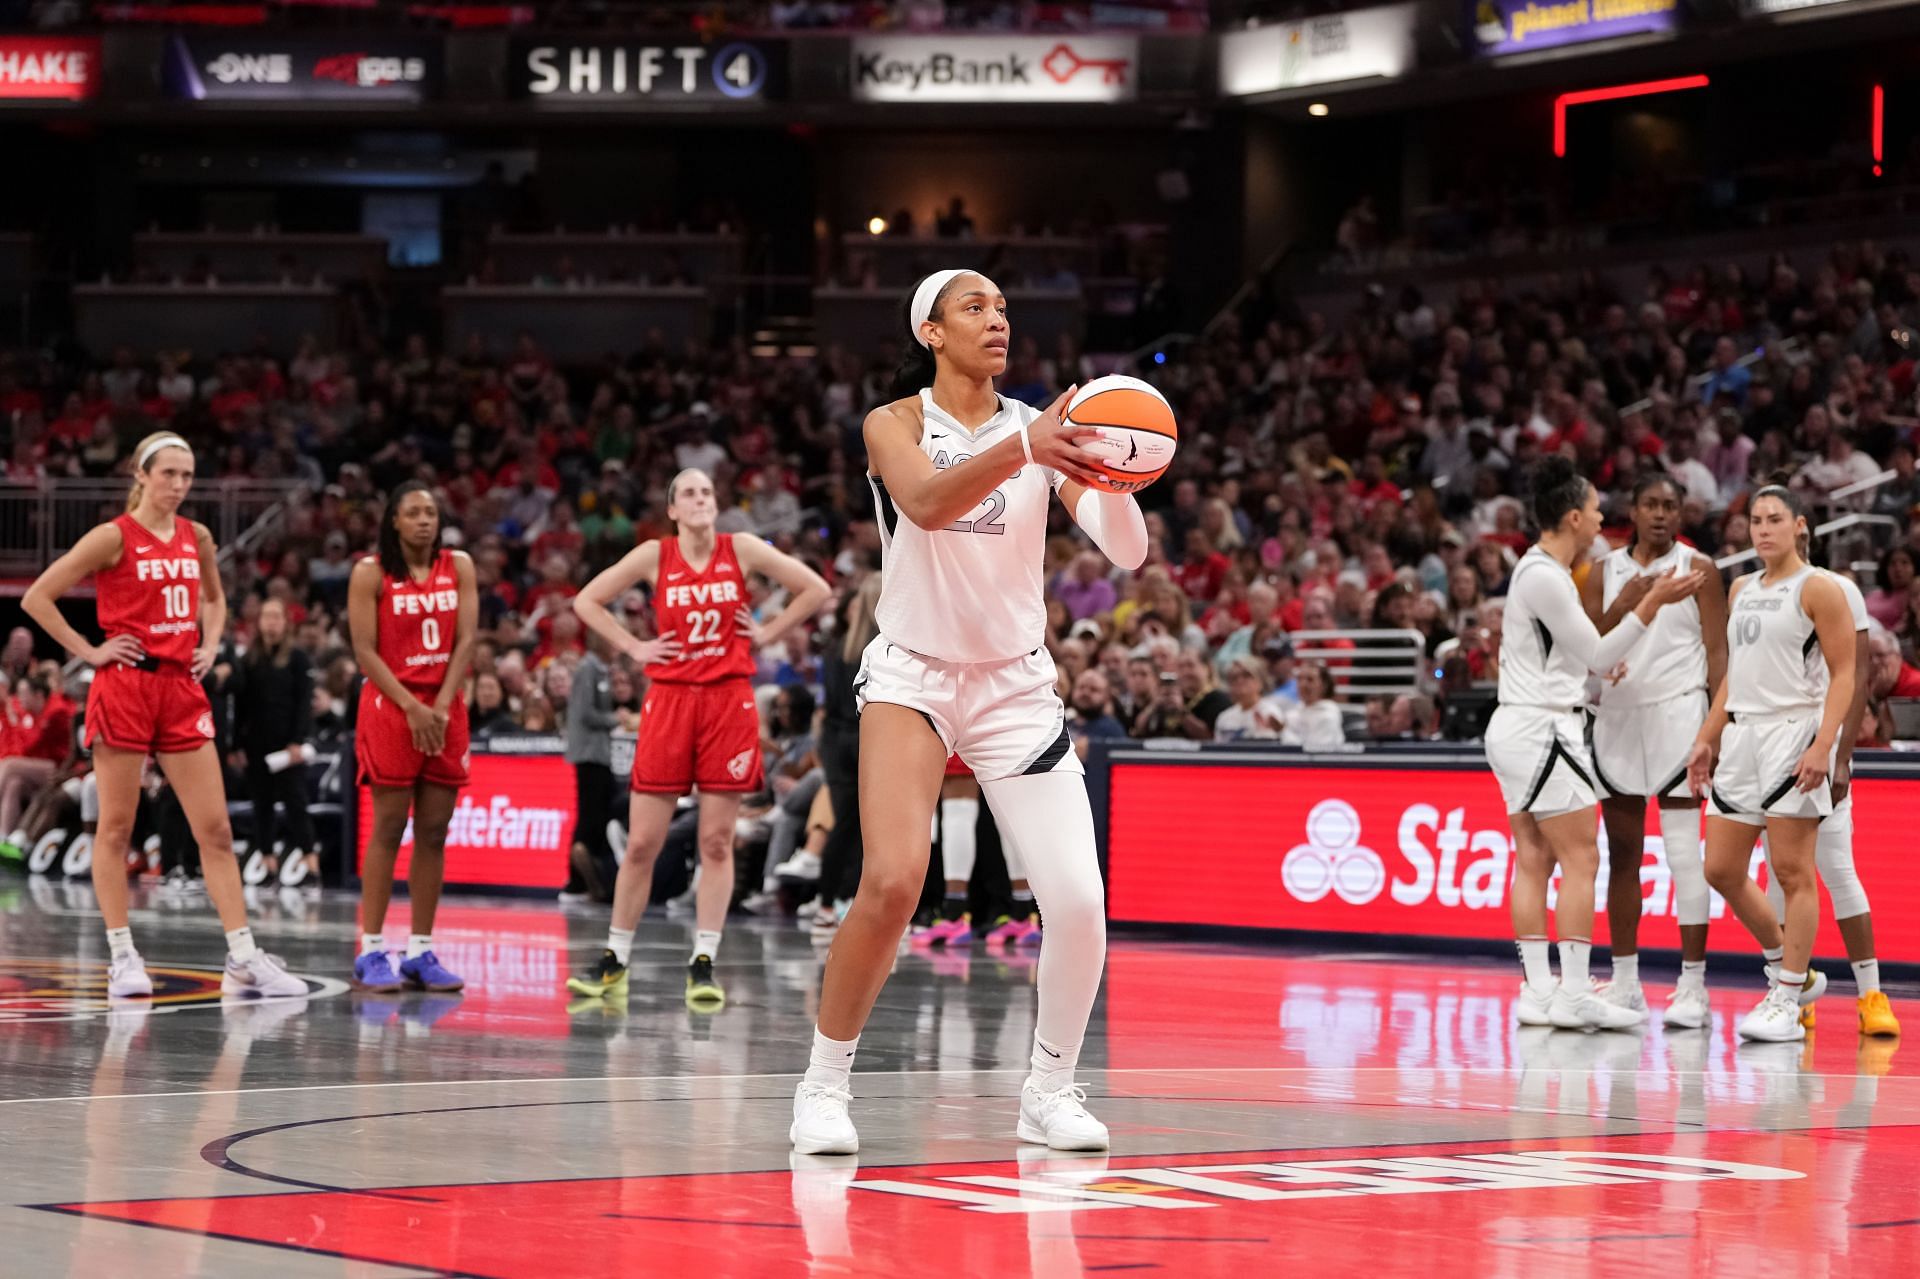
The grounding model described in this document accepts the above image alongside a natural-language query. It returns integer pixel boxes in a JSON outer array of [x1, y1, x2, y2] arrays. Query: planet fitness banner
[[1104, 754, 1920, 964], [356, 749, 574, 889], [1468, 0, 1678, 57]]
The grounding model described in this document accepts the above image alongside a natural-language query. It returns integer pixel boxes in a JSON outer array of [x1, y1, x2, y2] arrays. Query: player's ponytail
[[888, 272, 962, 399], [378, 479, 441, 580], [1528, 454, 1589, 534], [125, 431, 192, 512]]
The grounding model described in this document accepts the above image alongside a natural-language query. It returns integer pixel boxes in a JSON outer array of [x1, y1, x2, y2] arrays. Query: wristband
[[1020, 423, 1035, 467]]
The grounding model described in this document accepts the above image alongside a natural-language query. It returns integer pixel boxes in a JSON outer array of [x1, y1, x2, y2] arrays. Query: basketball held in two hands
[[1065, 375, 1179, 496]]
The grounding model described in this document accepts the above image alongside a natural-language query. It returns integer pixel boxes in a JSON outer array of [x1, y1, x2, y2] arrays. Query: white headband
[[137, 435, 191, 469], [909, 269, 970, 349]]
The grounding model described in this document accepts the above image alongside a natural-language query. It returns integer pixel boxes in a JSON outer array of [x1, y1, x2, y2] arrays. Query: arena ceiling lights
[[1552, 73, 1709, 157]]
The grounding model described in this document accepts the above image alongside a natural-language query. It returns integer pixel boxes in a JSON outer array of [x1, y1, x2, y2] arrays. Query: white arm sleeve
[[1519, 566, 1649, 674], [1071, 487, 1148, 571]]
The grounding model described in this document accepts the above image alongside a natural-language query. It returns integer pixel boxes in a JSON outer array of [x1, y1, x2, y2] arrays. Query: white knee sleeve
[[1815, 806, 1870, 920], [981, 771, 1105, 1050], [1659, 806, 1709, 927], [939, 797, 979, 884]]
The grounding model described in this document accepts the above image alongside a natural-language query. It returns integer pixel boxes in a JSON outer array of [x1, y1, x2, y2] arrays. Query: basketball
[[1065, 375, 1178, 496]]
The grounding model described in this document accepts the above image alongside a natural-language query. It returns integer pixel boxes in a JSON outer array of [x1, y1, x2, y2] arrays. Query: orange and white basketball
[[1065, 375, 1178, 495]]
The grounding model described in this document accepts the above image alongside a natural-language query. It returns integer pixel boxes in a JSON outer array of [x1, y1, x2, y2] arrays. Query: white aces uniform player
[[1688, 485, 1856, 1043], [1486, 456, 1701, 1031], [863, 388, 1076, 777], [1755, 556, 1899, 1038], [791, 268, 1149, 1158], [1579, 473, 1727, 1030]]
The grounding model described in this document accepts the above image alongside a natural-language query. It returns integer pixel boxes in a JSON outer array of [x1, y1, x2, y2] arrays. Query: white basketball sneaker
[[791, 1081, 859, 1155], [107, 953, 153, 999], [1018, 1081, 1110, 1151], [1549, 984, 1648, 1030], [1738, 986, 1807, 1042], [1596, 980, 1648, 1016], [1663, 981, 1711, 1030], [222, 951, 308, 999], [1516, 982, 1556, 1026]]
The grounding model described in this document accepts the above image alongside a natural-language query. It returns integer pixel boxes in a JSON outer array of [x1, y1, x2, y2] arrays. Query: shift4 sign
[[516, 40, 775, 102]]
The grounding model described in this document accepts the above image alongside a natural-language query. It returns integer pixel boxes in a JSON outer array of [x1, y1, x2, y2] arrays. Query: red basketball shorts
[[631, 678, 763, 795], [85, 664, 216, 756], [356, 688, 470, 789]]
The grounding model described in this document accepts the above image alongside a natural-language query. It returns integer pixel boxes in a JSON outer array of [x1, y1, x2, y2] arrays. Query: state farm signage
[[850, 35, 1138, 104], [356, 749, 573, 889], [1105, 759, 1920, 964], [0, 36, 99, 102], [512, 39, 782, 104], [166, 35, 440, 103]]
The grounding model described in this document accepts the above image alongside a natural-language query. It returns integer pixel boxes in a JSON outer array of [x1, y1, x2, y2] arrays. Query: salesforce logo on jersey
[[851, 35, 1139, 104], [165, 35, 439, 103]]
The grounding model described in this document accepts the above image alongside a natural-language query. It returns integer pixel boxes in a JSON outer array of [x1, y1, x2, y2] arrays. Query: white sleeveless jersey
[[1497, 547, 1591, 710], [1806, 569, 1868, 693], [1726, 566, 1821, 716], [1598, 542, 1707, 707], [869, 389, 1061, 664]]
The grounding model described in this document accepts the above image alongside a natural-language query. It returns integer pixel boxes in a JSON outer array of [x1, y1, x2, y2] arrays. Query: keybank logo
[[850, 36, 1137, 103]]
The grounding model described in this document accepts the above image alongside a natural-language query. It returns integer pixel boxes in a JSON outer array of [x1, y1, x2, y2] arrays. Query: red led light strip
[[1873, 84, 1885, 177], [1553, 74, 1711, 158]]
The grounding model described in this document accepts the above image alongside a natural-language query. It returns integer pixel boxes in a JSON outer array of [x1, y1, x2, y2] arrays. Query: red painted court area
[[48, 1129, 1920, 1278]]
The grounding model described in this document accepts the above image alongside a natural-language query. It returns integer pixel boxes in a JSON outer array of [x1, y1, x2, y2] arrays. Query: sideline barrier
[[1089, 740, 1920, 966]]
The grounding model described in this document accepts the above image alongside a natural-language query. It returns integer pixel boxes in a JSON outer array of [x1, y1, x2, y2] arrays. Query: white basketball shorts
[[1707, 713, 1835, 825], [1589, 689, 1709, 800], [853, 636, 1081, 784], [1486, 705, 1596, 817]]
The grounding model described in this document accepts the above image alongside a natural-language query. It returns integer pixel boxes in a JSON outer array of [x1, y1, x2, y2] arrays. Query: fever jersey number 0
[[933, 449, 1007, 536]]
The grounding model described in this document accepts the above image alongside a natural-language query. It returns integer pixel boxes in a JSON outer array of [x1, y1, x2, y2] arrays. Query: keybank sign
[[850, 35, 1138, 104]]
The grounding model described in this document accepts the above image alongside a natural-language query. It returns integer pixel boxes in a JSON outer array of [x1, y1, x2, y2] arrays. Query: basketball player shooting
[[790, 269, 1155, 1156]]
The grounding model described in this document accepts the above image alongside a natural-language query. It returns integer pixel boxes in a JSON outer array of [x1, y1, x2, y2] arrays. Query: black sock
[[942, 892, 967, 921]]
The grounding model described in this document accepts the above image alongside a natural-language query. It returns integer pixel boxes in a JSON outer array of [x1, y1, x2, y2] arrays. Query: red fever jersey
[[375, 548, 460, 695], [96, 513, 202, 667], [648, 536, 755, 685]]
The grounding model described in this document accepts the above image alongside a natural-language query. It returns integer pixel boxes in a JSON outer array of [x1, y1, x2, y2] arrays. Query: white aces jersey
[[1726, 566, 1822, 716], [1498, 547, 1597, 711], [1597, 542, 1707, 707], [1807, 569, 1869, 695], [869, 389, 1061, 664]]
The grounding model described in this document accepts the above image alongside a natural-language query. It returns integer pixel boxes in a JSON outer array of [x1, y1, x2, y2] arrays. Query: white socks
[[406, 934, 432, 959], [1558, 939, 1592, 993], [607, 926, 635, 966], [1680, 959, 1707, 986], [226, 927, 258, 964], [1517, 937, 1552, 992], [939, 797, 978, 883], [1611, 953, 1639, 987], [361, 933, 385, 957], [106, 926, 136, 961], [693, 929, 722, 963], [1853, 959, 1881, 994], [1030, 1033, 1080, 1093], [1763, 944, 1785, 966], [805, 1028, 859, 1091]]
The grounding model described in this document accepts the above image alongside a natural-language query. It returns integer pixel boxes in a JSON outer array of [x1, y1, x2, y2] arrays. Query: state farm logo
[[1282, 800, 1387, 904], [313, 53, 426, 89], [1280, 799, 1517, 909], [205, 52, 290, 85], [432, 794, 567, 851]]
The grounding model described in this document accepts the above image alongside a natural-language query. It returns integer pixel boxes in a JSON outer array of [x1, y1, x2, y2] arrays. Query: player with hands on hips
[[566, 468, 830, 1010]]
